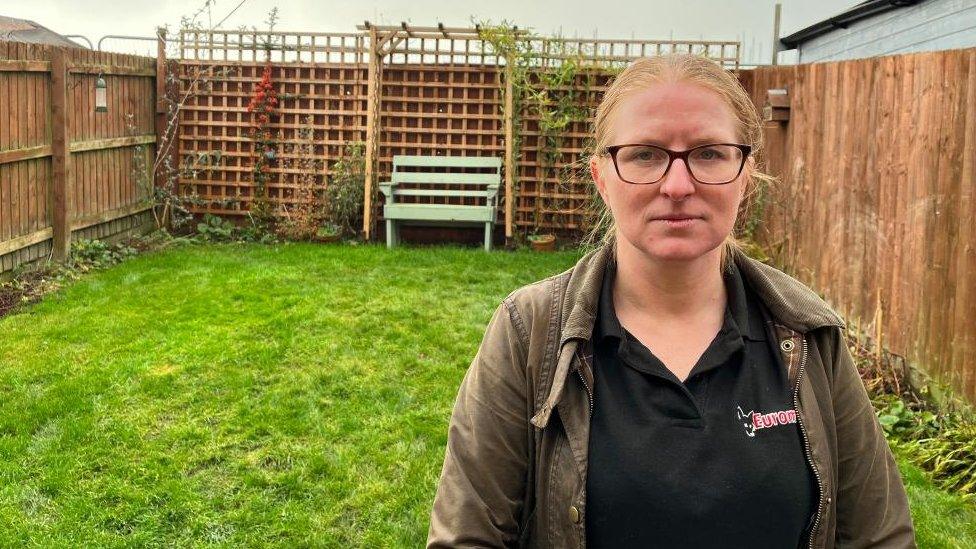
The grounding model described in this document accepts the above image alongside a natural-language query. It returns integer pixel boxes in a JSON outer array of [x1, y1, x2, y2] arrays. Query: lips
[[651, 214, 702, 229], [652, 214, 702, 221]]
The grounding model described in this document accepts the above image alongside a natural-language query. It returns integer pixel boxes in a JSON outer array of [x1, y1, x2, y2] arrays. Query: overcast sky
[[3, 0, 860, 63]]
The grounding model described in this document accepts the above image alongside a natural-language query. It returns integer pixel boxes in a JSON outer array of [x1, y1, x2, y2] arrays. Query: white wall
[[797, 0, 976, 62]]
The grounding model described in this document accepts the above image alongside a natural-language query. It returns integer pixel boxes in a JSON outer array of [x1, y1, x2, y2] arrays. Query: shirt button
[[569, 505, 582, 524], [826, 496, 832, 504]]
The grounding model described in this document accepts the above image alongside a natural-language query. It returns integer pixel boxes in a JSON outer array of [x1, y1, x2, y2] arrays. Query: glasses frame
[[603, 143, 752, 185]]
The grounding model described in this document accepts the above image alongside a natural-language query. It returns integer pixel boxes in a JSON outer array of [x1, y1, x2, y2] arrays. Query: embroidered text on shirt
[[735, 406, 798, 437]]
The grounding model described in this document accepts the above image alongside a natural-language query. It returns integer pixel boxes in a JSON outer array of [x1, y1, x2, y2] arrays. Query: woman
[[427, 54, 915, 548]]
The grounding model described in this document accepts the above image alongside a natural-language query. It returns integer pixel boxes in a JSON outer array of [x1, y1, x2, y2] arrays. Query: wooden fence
[[0, 41, 158, 275], [740, 47, 976, 401], [174, 26, 739, 240]]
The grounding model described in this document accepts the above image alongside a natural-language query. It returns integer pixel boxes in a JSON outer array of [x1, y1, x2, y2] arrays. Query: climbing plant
[[476, 21, 597, 234], [476, 21, 534, 234], [246, 64, 280, 230], [529, 47, 594, 233]]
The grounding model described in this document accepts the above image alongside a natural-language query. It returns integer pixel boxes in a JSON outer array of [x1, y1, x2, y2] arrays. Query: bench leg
[[484, 222, 492, 251], [386, 219, 395, 249]]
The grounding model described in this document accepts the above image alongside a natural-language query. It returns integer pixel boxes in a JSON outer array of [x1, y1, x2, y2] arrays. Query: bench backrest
[[390, 155, 501, 188]]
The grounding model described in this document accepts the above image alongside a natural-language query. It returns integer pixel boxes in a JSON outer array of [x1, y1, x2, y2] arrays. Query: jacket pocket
[[545, 426, 584, 548]]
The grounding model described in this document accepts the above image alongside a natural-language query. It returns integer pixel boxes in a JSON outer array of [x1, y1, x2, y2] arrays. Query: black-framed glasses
[[603, 143, 752, 185]]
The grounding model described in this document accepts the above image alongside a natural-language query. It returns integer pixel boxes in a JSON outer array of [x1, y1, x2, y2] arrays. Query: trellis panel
[[175, 27, 738, 236]]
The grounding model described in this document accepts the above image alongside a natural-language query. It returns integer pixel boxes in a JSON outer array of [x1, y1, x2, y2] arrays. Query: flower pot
[[528, 234, 556, 252]]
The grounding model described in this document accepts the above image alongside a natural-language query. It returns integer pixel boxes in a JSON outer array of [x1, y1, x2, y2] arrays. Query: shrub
[[276, 117, 326, 241], [69, 239, 137, 272], [875, 394, 976, 501], [325, 142, 365, 237]]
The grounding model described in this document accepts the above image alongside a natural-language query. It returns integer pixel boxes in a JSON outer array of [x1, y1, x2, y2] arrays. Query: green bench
[[379, 155, 502, 251]]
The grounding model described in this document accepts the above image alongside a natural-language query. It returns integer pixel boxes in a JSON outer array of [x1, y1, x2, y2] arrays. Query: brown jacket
[[428, 242, 916, 548]]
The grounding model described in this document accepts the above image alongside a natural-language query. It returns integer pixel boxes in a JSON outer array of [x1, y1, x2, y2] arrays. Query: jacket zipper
[[794, 335, 824, 548], [575, 352, 594, 416]]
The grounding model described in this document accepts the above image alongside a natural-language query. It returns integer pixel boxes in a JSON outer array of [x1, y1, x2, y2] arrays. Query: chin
[[633, 236, 724, 264]]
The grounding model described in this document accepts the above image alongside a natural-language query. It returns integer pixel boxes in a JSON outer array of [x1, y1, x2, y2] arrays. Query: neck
[[612, 234, 727, 320]]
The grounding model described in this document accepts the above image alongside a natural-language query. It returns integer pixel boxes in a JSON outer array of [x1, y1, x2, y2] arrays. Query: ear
[[590, 156, 608, 204]]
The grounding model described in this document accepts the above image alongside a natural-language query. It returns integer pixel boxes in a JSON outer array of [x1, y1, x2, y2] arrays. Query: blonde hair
[[582, 54, 774, 271]]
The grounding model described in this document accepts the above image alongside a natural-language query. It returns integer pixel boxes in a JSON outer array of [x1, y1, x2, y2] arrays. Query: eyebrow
[[626, 135, 734, 147]]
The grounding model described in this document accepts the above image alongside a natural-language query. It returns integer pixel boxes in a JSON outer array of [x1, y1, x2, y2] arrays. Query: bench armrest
[[485, 184, 500, 206], [378, 181, 394, 204]]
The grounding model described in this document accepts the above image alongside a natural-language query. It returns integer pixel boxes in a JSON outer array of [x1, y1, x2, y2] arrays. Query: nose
[[659, 158, 696, 200]]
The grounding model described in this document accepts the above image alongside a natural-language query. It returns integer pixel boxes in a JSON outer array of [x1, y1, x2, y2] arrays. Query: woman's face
[[591, 81, 751, 265]]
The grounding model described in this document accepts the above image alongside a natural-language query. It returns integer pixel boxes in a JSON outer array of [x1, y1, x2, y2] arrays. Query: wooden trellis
[[176, 31, 367, 215], [174, 25, 739, 239]]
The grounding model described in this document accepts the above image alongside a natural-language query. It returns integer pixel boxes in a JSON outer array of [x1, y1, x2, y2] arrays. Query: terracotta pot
[[529, 234, 556, 252]]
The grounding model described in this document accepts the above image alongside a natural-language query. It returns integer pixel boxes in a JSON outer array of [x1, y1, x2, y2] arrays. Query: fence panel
[[741, 47, 976, 401], [0, 40, 158, 275]]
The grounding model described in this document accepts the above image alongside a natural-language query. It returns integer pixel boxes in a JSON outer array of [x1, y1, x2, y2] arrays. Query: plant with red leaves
[[247, 65, 279, 228]]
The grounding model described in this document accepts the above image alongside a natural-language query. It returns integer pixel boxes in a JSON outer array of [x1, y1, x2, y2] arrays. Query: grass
[[893, 445, 976, 548], [0, 242, 973, 547]]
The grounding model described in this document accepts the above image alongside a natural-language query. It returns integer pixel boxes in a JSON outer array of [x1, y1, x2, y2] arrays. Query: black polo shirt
[[585, 257, 815, 548]]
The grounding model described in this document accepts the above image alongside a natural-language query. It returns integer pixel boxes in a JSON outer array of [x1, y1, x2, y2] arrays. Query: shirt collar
[[594, 255, 766, 346]]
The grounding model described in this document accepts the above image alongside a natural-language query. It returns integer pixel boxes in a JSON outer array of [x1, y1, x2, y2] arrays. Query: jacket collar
[[530, 239, 846, 431], [557, 240, 846, 348]]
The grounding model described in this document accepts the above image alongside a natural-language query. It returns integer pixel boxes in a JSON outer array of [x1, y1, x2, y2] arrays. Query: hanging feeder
[[95, 76, 108, 113]]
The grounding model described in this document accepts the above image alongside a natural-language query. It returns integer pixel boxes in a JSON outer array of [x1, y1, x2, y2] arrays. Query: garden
[[1, 5, 975, 547]]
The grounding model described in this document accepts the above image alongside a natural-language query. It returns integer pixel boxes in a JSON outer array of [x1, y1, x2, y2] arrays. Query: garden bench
[[379, 155, 502, 251]]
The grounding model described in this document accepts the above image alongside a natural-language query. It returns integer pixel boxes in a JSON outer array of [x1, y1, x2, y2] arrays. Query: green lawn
[[0, 242, 973, 547]]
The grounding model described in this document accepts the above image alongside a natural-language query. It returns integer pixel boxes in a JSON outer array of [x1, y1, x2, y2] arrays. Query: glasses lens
[[688, 145, 744, 184], [615, 145, 670, 184]]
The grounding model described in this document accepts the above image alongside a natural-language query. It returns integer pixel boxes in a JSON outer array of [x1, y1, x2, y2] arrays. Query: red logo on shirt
[[735, 406, 797, 437]]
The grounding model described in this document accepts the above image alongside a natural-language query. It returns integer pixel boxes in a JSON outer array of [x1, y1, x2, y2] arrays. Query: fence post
[[50, 48, 71, 260], [154, 27, 168, 228], [504, 60, 515, 240], [771, 3, 782, 66], [362, 27, 381, 240]]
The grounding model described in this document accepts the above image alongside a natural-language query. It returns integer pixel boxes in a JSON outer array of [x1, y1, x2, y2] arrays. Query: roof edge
[[779, 0, 923, 50]]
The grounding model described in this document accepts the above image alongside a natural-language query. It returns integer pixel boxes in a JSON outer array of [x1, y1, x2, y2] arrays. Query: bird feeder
[[95, 76, 108, 113]]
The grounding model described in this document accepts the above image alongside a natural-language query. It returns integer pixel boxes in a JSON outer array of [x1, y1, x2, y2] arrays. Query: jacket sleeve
[[427, 299, 531, 548], [827, 326, 917, 548]]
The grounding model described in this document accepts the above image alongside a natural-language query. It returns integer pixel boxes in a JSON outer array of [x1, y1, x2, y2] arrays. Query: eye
[[621, 146, 667, 164], [694, 146, 730, 161]]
